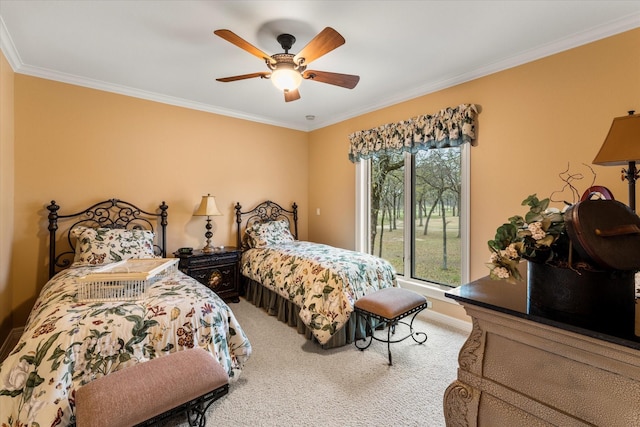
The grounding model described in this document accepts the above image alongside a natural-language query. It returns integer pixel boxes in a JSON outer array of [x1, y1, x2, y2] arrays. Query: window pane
[[370, 151, 404, 275], [366, 147, 463, 287], [412, 148, 461, 286]]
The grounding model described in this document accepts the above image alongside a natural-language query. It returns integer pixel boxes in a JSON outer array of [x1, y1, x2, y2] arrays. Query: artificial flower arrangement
[[486, 194, 579, 283]]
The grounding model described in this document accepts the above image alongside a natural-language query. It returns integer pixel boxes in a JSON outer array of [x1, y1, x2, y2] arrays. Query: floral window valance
[[348, 103, 478, 163]]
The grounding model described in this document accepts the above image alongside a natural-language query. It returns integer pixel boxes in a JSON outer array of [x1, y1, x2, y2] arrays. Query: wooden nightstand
[[174, 247, 242, 303]]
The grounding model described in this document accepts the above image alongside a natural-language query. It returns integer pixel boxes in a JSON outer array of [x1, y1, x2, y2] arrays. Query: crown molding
[[315, 12, 640, 131], [3, 12, 639, 132], [0, 15, 22, 71], [11, 63, 309, 131]]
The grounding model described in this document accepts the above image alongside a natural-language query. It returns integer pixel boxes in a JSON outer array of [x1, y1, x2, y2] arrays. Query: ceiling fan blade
[[216, 72, 270, 82], [214, 29, 276, 64], [293, 27, 345, 66], [303, 70, 360, 89], [284, 88, 301, 102]]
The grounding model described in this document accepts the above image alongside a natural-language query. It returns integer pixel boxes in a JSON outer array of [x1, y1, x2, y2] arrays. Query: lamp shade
[[592, 113, 640, 166], [194, 194, 222, 217], [271, 64, 303, 91]]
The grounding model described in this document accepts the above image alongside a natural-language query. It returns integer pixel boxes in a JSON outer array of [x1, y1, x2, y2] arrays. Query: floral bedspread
[[0, 266, 252, 427], [241, 241, 397, 344]]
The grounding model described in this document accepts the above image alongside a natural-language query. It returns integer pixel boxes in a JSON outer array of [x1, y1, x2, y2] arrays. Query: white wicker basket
[[77, 258, 178, 302]]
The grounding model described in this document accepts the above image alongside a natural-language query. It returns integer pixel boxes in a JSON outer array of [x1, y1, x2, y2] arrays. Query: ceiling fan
[[214, 27, 360, 102]]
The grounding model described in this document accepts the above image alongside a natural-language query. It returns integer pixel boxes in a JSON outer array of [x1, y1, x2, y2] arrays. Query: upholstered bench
[[354, 287, 429, 365], [75, 348, 229, 427]]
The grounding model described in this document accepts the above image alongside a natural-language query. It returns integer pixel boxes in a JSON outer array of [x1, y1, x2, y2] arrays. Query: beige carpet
[[168, 298, 468, 427]]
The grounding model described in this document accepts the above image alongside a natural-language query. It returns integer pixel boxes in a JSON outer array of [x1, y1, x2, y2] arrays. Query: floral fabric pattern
[[71, 226, 156, 266], [245, 220, 295, 248], [0, 267, 252, 426], [241, 241, 397, 344], [348, 103, 478, 162]]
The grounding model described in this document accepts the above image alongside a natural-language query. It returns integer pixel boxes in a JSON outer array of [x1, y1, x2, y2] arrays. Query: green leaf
[[34, 332, 62, 366], [110, 250, 123, 262], [488, 223, 518, 250], [322, 285, 334, 295], [23, 371, 44, 402], [124, 317, 158, 352], [125, 315, 144, 331], [20, 354, 35, 365], [48, 345, 66, 371], [508, 215, 525, 227]]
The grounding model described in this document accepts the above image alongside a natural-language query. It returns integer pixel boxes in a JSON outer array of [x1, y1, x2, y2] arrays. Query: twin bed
[[0, 199, 252, 426], [1, 198, 397, 425], [235, 200, 398, 348]]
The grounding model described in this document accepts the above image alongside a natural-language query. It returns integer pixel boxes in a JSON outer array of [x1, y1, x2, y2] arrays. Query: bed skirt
[[243, 277, 368, 349]]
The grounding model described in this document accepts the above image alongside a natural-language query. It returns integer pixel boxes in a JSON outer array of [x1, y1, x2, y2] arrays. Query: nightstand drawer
[[190, 263, 237, 295], [187, 253, 238, 267]]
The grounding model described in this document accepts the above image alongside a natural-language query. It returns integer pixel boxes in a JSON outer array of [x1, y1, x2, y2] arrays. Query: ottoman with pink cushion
[[75, 348, 229, 427]]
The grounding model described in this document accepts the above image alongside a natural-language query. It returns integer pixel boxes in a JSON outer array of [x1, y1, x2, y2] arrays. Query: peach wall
[[0, 51, 15, 339], [11, 76, 308, 325], [307, 122, 357, 249], [308, 29, 640, 320]]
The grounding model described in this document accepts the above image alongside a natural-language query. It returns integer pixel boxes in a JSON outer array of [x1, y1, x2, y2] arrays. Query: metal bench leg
[[387, 323, 393, 365], [354, 304, 429, 366], [185, 385, 229, 427], [355, 312, 375, 351]]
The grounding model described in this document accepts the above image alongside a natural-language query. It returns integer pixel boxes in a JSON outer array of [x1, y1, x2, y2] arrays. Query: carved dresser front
[[444, 270, 640, 426]]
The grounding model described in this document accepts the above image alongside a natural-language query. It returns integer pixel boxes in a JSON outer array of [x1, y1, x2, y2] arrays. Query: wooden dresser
[[444, 269, 640, 426]]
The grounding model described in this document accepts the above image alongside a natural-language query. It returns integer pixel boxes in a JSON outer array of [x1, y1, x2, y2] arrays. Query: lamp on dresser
[[194, 194, 223, 253], [593, 110, 640, 212]]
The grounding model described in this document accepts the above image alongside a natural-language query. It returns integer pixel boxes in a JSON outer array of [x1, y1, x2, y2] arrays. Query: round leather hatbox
[[564, 199, 640, 271]]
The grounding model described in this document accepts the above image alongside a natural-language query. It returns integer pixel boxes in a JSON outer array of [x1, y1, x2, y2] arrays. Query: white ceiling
[[1, 1, 639, 131]]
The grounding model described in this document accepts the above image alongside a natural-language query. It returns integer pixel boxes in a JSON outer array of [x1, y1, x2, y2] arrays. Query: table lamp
[[194, 194, 223, 253], [592, 111, 640, 212]]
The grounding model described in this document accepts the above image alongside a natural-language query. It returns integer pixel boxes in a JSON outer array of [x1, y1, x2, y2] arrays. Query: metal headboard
[[47, 199, 169, 278], [234, 200, 298, 249]]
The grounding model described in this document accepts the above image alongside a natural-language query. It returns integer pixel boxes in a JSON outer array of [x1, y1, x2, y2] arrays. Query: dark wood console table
[[443, 268, 640, 426]]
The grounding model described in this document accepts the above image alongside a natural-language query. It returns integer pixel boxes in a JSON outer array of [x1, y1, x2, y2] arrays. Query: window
[[356, 145, 469, 288]]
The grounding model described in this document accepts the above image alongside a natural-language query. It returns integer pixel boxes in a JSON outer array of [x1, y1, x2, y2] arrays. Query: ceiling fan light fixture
[[271, 63, 303, 91], [214, 27, 358, 101]]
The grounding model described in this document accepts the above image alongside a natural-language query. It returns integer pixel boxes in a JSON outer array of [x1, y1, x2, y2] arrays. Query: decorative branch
[[549, 163, 597, 205]]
